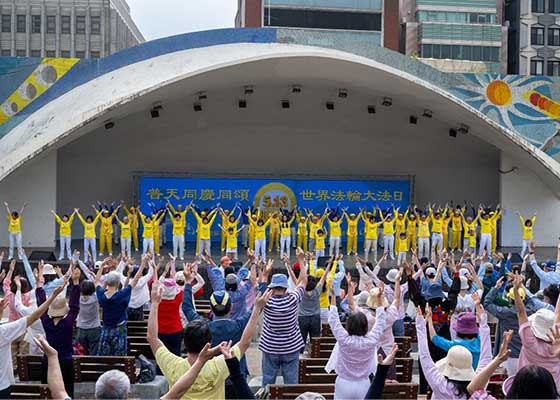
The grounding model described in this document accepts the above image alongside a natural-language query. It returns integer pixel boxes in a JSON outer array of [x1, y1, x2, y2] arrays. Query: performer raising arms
[[379, 206, 397, 260], [518, 210, 537, 257], [192, 206, 218, 257], [4, 202, 26, 260], [343, 209, 359, 256], [296, 209, 309, 252], [76, 209, 100, 263], [51, 209, 77, 260], [123, 204, 140, 252]]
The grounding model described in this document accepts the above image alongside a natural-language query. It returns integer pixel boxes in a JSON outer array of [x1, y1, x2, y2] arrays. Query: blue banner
[[139, 177, 410, 242]]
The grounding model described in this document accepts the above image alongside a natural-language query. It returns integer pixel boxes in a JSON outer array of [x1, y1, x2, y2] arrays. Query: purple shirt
[[416, 313, 492, 400], [36, 285, 80, 361], [326, 305, 386, 381]]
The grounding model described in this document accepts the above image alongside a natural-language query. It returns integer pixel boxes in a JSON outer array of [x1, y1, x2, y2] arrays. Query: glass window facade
[[264, 7, 382, 31], [549, 28, 560, 45], [61, 15, 70, 34], [532, 0, 545, 12], [16, 15, 25, 33], [421, 44, 500, 61], [531, 26, 545, 45], [31, 15, 41, 34], [75, 15, 86, 34], [46, 15, 56, 34], [1, 15, 10, 33], [548, 60, 560, 75], [91, 16, 101, 35], [531, 58, 544, 74], [417, 11, 496, 24], [549, 0, 560, 12]]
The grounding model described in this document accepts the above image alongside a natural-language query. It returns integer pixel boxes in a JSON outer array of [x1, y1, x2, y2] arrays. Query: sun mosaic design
[[450, 74, 560, 158]]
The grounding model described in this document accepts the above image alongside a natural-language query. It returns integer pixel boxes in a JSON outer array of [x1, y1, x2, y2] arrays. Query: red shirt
[[157, 291, 184, 334]]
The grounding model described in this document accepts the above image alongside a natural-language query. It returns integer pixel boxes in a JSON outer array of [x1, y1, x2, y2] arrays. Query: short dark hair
[[225, 282, 237, 292], [10, 276, 30, 294], [543, 284, 560, 306], [506, 365, 558, 399], [224, 266, 235, 276], [306, 275, 317, 291], [457, 332, 478, 340], [183, 320, 211, 353], [212, 303, 231, 317], [346, 311, 368, 336], [81, 280, 95, 296]]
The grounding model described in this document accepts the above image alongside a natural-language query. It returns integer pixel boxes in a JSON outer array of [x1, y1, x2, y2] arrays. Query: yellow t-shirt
[[172, 219, 185, 236], [298, 220, 308, 236], [269, 217, 280, 233], [199, 223, 212, 240], [120, 222, 131, 239], [398, 239, 409, 252], [315, 235, 326, 250], [7, 216, 21, 233], [382, 219, 395, 235], [328, 220, 342, 237], [469, 234, 477, 248], [142, 222, 154, 239], [395, 218, 406, 233], [520, 216, 536, 240], [255, 224, 267, 240], [463, 221, 476, 238], [280, 222, 292, 237], [309, 221, 322, 239], [480, 219, 492, 234], [451, 215, 463, 231], [226, 231, 238, 249], [431, 217, 443, 233], [346, 219, 358, 236], [99, 215, 113, 235], [156, 345, 241, 400], [364, 220, 379, 240], [418, 220, 430, 238], [55, 215, 74, 236], [407, 218, 417, 233]]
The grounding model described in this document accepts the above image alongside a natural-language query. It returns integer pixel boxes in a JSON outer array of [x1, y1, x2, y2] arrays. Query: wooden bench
[[18, 354, 136, 384], [270, 383, 419, 399], [299, 357, 414, 384], [310, 336, 412, 358], [73, 355, 136, 384], [404, 321, 417, 342], [10, 383, 50, 399], [128, 336, 155, 359]]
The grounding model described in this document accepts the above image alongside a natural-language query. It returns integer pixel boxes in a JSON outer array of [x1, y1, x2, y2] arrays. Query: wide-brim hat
[[175, 271, 185, 283], [355, 291, 369, 307], [48, 295, 69, 318], [452, 312, 479, 335], [528, 309, 555, 342], [43, 264, 56, 275], [161, 279, 179, 300], [435, 345, 475, 381], [268, 273, 289, 289], [386, 269, 399, 283], [366, 287, 389, 309]]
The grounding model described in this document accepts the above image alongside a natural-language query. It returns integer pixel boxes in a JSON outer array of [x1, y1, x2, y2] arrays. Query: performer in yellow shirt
[[416, 210, 431, 259], [4, 202, 26, 261], [361, 210, 385, 262], [76, 209, 100, 263], [123, 204, 140, 252], [477, 208, 493, 256], [245, 208, 260, 251], [315, 229, 327, 258], [450, 207, 464, 252], [115, 213, 132, 258], [379, 207, 397, 260], [430, 205, 446, 254], [296, 211, 309, 252], [268, 212, 281, 252], [343, 210, 359, 256], [279, 211, 296, 258], [192, 208, 218, 257], [138, 210, 155, 255], [489, 207, 503, 253], [249, 212, 272, 260], [96, 206, 119, 256], [406, 210, 418, 251], [461, 211, 479, 253], [518, 211, 537, 257], [394, 208, 408, 251], [396, 232, 409, 265], [168, 210, 187, 260], [220, 224, 244, 261], [327, 213, 343, 257], [309, 256, 338, 323], [442, 207, 452, 252], [307, 209, 328, 252], [218, 208, 234, 252], [51, 209, 76, 260]]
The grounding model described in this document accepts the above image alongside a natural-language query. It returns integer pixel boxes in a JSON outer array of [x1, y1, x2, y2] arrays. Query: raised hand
[[378, 343, 399, 366]]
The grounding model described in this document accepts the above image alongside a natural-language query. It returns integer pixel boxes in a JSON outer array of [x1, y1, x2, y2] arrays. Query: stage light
[[292, 85, 302, 93], [104, 120, 114, 130], [282, 100, 290, 109], [150, 104, 162, 119], [367, 105, 376, 114], [325, 102, 334, 110], [409, 116, 418, 125], [244, 85, 254, 95], [197, 91, 207, 100], [449, 128, 457, 138], [338, 89, 348, 99], [239, 99, 247, 108], [423, 109, 433, 118], [193, 103, 202, 112], [382, 97, 392, 107], [458, 124, 469, 134]]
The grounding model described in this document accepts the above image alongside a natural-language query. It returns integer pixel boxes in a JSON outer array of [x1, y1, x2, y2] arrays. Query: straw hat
[[435, 345, 475, 381], [366, 287, 389, 309], [48, 295, 69, 318]]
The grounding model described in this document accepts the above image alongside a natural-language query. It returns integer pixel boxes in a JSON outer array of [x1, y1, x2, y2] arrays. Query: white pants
[[241, 225, 249, 247], [521, 239, 530, 257], [121, 237, 132, 258], [320, 307, 329, 324], [255, 238, 266, 261], [83, 237, 97, 263], [199, 239, 211, 256], [383, 234, 395, 258], [418, 237, 430, 259], [463, 238, 470, 252], [397, 251, 407, 266], [364, 239, 378, 262], [501, 357, 519, 377], [143, 238, 154, 255], [291, 227, 296, 248], [8, 232, 23, 259], [160, 223, 167, 245], [329, 236, 340, 256], [226, 248, 238, 260], [280, 235, 291, 258], [479, 233, 492, 256], [432, 233, 443, 253], [308, 238, 316, 252], [334, 376, 370, 400], [316, 249, 325, 258], [59, 235, 72, 260], [113, 223, 119, 244], [173, 234, 185, 260]]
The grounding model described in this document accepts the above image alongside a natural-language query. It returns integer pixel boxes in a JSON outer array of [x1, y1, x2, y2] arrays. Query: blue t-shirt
[[432, 334, 481, 369], [96, 285, 132, 328]]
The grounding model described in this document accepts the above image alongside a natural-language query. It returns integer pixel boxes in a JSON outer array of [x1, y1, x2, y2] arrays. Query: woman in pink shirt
[[512, 273, 560, 390], [325, 282, 386, 400]]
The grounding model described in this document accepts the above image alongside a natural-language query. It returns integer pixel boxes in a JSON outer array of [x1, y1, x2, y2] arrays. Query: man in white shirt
[[0, 278, 66, 398]]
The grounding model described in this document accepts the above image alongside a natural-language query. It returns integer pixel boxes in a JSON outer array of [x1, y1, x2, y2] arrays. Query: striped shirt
[[259, 286, 304, 354]]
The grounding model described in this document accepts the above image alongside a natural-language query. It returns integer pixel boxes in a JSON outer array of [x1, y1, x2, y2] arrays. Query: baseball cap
[[425, 267, 436, 277], [220, 256, 232, 266], [210, 291, 231, 309]]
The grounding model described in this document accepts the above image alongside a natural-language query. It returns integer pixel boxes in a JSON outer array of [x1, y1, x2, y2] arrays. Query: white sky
[[126, 0, 238, 41]]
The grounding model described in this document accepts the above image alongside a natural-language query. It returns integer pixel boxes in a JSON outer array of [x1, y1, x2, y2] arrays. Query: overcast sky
[[127, 0, 238, 41]]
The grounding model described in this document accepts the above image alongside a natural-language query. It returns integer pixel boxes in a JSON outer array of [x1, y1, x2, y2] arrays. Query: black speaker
[[317, 256, 331, 268], [29, 251, 57, 262], [509, 253, 522, 264]]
